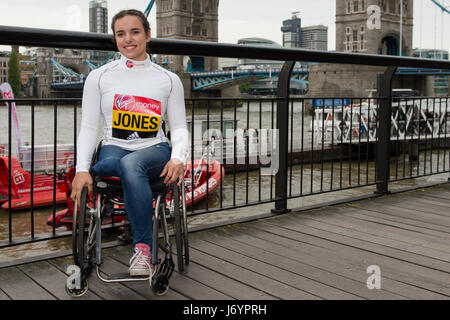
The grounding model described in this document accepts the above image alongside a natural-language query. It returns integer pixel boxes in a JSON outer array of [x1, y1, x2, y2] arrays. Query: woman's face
[[114, 14, 150, 61]]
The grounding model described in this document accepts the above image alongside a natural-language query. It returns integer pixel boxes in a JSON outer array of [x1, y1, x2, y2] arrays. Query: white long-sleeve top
[[75, 54, 189, 173]]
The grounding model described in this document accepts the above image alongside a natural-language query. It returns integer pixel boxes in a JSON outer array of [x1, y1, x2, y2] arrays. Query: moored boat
[[0, 156, 68, 210]]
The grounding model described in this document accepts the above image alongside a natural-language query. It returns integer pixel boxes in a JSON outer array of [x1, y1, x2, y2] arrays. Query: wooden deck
[[1, 183, 449, 300]]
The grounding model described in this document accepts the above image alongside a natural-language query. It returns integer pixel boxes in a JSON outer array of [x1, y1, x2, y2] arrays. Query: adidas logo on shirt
[[127, 131, 140, 140]]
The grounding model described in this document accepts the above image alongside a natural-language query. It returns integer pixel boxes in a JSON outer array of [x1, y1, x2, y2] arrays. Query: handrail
[[1, 25, 450, 69]]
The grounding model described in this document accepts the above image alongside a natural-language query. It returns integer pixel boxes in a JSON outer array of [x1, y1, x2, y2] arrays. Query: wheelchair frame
[[65, 173, 189, 297]]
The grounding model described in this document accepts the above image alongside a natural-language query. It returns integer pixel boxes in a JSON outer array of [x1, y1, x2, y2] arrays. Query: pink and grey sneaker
[[129, 243, 154, 277]]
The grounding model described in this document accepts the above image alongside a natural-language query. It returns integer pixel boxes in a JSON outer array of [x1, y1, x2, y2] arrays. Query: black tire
[[151, 273, 169, 296], [72, 186, 96, 279], [173, 184, 184, 272], [71, 187, 88, 267], [65, 279, 89, 298], [180, 181, 190, 266]]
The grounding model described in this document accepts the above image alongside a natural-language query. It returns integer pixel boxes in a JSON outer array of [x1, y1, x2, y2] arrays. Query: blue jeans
[[92, 142, 171, 249]]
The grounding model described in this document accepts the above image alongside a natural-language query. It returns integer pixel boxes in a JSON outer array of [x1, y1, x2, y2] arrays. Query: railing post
[[271, 61, 295, 214], [375, 66, 397, 195]]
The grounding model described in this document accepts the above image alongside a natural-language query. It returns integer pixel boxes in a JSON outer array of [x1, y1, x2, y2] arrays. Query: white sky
[[0, 0, 449, 54]]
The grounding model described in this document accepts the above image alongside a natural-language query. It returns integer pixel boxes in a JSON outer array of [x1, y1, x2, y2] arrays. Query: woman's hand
[[160, 158, 184, 186], [70, 172, 93, 201]]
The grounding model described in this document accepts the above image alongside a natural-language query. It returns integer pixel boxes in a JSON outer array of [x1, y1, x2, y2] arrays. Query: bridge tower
[[155, 0, 219, 73], [336, 0, 413, 56], [308, 0, 437, 98]]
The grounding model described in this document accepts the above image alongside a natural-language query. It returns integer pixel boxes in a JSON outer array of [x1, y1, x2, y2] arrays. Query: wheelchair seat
[[93, 175, 168, 201]]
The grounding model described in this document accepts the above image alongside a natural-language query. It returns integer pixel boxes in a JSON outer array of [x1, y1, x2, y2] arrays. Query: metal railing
[[0, 26, 450, 249]]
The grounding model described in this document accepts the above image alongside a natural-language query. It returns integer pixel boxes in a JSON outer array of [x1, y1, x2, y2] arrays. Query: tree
[[239, 82, 251, 94], [7, 50, 21, 95]]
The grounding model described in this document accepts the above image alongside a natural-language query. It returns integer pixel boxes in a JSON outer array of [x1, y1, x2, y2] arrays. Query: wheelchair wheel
[[72, 187, 97, 278], [180, 180, 190, 267], [151, 273, 169, 296], [173, 183, 189, 272], [65, 279, 89, 298]]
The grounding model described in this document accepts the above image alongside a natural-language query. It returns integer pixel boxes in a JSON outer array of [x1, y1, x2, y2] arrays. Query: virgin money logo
[[3, 91, 12, 99], [114, 95, 135, 112]]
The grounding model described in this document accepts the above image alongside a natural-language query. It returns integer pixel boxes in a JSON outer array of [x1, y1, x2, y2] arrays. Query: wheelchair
[[65, 142, 189, 297]]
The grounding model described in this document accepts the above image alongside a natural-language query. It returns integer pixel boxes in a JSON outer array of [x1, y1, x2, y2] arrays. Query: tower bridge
[[32, 0, 449, 98]]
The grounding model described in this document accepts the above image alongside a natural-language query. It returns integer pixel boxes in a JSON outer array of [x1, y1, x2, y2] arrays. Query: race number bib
[[112, 94, 161, 140]]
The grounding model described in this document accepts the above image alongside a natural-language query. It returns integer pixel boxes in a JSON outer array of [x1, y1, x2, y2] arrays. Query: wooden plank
[[263, 213, 450, 274], [286, 213, 450, 262], [304, 206, 450, 255], [198, 227, 406, 300], [18, 261, 101, 300], [212, 224, 450, 300], [173, 258, 276, 300], [192, 237, 362, 300], [0, 266, 55, 300], [412, 194, 450, 208], [351, 202, 450, 233], [248, 221, 449, 299], [256, 220, 450, 297], [364, 201, 450, 227], [110, 244, 233, 300], [390, 198, 450, 218], [344, 203, 450, 239], [325, 203, 450, 244], [342, 209, 450, 240], [426, 188, 450, 199], [188, 237, 321, 300], [166, 250, 277, 300], [0, 289, 11, 300]]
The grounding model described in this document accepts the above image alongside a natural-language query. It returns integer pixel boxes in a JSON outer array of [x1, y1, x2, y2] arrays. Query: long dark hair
[[111, 9, 151, 54]]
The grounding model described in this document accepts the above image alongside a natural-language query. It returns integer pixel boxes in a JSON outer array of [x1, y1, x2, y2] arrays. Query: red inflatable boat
[[0, 156, 68, 210]]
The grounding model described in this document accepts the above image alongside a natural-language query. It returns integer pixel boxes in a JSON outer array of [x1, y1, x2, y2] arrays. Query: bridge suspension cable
[[83, 52, 117, 71], [49, 58, 83, 81], [144, 0, 155, 17], [431, 0, 450, 14]]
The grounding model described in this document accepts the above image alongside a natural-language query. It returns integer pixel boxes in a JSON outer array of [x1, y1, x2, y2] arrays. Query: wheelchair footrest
[[96, 266, 151, 283], [107, 273, 149, 280]]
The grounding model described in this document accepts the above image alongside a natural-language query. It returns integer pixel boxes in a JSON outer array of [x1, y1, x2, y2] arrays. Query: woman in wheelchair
[[70, 9, 188, 278]]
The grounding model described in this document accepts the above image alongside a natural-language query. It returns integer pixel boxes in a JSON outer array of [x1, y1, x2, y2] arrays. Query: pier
[[1, 182, 449, 300], [0, 26, 449, 302]]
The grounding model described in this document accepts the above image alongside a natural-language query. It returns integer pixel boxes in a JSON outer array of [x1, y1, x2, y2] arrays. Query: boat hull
[[0, 156, 68, 211]]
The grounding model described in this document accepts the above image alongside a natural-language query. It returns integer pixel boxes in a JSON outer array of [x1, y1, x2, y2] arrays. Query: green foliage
[[239, 82, 251, 94], [7, 50, 21, 95]]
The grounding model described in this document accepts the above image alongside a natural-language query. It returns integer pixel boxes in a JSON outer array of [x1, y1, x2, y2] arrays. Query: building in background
[[236, 38, 305, 95], [89, 0, 108, 34], [301, 25, 328, 51], [281, 12, 301, 48], [335, 0, 413, 55], [237, 38, 284, 70], [413, 48, 449, 94], [0, 52, 9, 84], [156, 0, 219, 73], [280, 12, 328, 51], [413, 49, 449, 60], [89, 1, 112, 66]]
